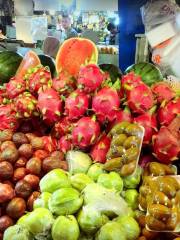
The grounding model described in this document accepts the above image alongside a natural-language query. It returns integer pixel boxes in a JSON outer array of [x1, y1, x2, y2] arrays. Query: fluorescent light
[[114, 16, 120, 25]]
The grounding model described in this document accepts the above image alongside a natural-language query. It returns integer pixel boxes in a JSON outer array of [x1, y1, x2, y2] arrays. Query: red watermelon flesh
[[56, 38, 98, 77]]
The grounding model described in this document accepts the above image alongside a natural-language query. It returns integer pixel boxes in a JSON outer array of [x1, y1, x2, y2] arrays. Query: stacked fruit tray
[[0, 37, 179, 240]]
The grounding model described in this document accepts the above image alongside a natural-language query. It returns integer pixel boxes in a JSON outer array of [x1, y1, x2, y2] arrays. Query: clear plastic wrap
[[152, 33, 180, 77], [104, 122, 144, 177], [139, 162, 177, 211], [146, 176, 180, 232], [140, 0, 178, 31]]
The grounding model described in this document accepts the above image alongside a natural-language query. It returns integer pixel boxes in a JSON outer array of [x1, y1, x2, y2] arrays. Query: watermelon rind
[[0, 51, 23, 84], [125, 62, 163, 86]]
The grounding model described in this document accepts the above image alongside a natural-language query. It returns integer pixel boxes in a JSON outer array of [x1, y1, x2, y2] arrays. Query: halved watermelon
[[125, 62, 163, 86], [16, 51, 41, 79], [56, 38, 98, 77]]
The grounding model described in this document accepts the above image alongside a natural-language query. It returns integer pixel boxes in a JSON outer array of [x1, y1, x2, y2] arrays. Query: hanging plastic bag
[[152, 33, 180, 77], [140, 0, 178, 31]]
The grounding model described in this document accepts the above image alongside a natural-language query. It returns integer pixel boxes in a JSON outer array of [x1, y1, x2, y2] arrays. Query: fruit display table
[[0, 37, 180, 240]]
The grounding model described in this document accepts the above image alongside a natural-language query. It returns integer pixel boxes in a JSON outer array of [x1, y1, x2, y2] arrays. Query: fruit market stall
[[1, 0, 120, 69], [0, 37, 179, 240]]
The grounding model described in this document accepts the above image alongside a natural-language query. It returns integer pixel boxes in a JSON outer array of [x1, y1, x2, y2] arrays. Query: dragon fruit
[[121, 72, 154, 114], [126, 83, 154, 114], [121, 72, 142, 91], [152, 126, 180, 164], [92, 87, 120, 123], [108, 107, 132, 131], [14, 92, 38, 118], [168, 117, 180, 141], [42, 136, 58, 153], [90, 135, 111, 163], [0, 87, 8, 105], [118, 87, 125, 100], [0, 86, 7, 98], [72, 116, 100, 149], [33, 135, 58, 152], [52, 71, 75, 96], [58, 135, 72, 153], [28, 66, 52, 95], [118, 72, 143, 100], [151, 82, 176, 104], [51, 117, 75, 138], [65, 89, 89, 120], [0, 95, 3, 105], [134, 106, 157, 145], [0, 104, 19, 131], [157, 98, 180, 126], [77, 64, 105, 93], [6, 77, 26, 99], [37, 88, 62, 125]]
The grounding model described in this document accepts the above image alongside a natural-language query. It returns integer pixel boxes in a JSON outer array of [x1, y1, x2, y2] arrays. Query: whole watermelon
[[0, 51, 23, 84], [125, 62, 163, 86]]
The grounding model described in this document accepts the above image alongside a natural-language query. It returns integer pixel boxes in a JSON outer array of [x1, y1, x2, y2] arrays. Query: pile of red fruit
[[0, 64, 179, 165], [0, 57, 179, 238]]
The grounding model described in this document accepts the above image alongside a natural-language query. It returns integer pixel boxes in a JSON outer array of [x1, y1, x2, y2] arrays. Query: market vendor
[[62, 14, 78, 39], [107, 22, 119, 45]]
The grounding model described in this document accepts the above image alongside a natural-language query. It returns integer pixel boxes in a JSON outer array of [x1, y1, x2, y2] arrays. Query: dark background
[[118, 0, 148, 71]]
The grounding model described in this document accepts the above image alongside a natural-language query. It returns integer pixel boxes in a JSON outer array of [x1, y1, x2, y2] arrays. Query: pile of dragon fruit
[[0, 63, 179, 165]]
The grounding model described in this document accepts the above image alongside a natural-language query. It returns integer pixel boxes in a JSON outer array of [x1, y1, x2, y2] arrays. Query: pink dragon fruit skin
[[77, 64, 105, 93], [58, 135, 72, 153], [72, 116, 100, 149], [37, 88, 62, 125], [157, 98, 180, 126], [6, 77, 26, 99], [0, 104, 19, 131], [42, 136, 58, 153], [64, 89, 89, 120], [108, 107, 132, 131], [167, 116, 180, 141], [51, 117, 74, 138], [121, 72, 154, 114], [52, 71, 75, 96], [14, 92, 38, 118], [152, 126, 180, 164], [92, 87, 120, 123], [134, 111, 157, 145], [121, 72, 142, 90], [151, 82, 176, 104], [28, 66, 52, 95], [126, 83, 154, 114], [90, 135, 111, 163]]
